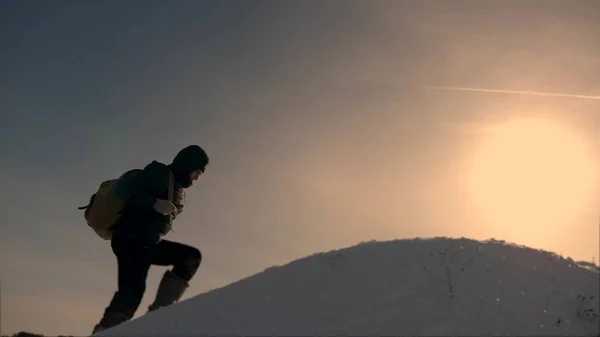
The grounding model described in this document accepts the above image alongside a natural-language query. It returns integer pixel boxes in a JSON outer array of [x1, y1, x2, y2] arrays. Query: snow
[[95, 237, 600, 336]]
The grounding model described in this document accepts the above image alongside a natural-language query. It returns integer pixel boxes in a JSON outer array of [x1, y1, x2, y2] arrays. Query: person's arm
[[172, 187, 185, 219]]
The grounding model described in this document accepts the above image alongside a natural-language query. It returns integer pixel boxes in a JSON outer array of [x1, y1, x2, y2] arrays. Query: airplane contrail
[[426, 85, 600, 100]]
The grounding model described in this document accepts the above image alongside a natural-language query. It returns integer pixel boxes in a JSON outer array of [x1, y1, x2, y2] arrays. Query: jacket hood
[[170, 145, 209, 188]]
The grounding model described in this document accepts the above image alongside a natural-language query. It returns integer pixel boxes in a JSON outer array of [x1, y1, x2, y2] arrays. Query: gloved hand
[[171, 204, 184, 220], [153, 199, 177, 215]]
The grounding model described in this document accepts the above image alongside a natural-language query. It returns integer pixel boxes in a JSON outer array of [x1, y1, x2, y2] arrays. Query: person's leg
[[152, 239, 202, 280], [147, 239, 202, 311], [93, 236, 153, 333]]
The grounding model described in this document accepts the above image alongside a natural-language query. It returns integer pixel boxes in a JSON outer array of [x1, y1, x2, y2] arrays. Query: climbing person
[[87, 145, 209, 334]]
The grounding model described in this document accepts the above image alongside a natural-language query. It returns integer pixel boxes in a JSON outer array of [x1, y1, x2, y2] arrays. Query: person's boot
[[147, 270, 189, 312], [92, 292, 132, 335]]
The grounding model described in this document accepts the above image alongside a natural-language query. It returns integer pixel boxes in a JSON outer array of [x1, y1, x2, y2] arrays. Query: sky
[[1, 1, 599, 335]]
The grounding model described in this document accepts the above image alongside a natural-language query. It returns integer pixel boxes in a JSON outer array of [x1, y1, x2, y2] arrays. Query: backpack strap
[[77, 194, 96, 210], [167, 169, 174, 202], [166, 169, 176, 232]]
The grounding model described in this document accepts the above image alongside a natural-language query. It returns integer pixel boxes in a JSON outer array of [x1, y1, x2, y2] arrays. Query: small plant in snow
[[576, 294, 599, 322], [422, 244, 474, 297]]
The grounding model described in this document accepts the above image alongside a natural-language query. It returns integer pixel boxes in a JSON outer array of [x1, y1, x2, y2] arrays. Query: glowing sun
[[467, 117, 597, 233]]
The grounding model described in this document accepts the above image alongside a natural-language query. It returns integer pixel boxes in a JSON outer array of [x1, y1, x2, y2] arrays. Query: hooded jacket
[[111, 145, 209, 244]]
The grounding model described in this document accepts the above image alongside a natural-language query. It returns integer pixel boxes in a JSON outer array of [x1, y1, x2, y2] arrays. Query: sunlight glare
[[467, 117, 597, 237]]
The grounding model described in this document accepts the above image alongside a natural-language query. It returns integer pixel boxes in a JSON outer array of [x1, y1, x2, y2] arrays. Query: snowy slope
[[95, 237, 600, 336]]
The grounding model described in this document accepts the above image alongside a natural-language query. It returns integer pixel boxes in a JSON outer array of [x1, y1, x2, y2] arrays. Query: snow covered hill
[[95, 237, 600, 336]]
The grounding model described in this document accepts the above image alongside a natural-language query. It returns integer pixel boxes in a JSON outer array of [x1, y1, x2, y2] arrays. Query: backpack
[[78, 169, 174, 240]]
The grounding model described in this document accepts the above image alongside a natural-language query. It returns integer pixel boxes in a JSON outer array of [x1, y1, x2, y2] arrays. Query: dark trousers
[[101, 235, 202, 325]]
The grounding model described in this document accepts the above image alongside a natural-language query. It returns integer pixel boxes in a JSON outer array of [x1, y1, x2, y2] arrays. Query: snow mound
[[96, 237, 600, 336]]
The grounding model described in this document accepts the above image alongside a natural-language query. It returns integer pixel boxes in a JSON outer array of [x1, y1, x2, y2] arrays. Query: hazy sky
[[1, 1, 599, 335]]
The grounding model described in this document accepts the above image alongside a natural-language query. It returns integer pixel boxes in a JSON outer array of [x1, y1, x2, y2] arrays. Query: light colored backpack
[[78, 170, 174, 240]]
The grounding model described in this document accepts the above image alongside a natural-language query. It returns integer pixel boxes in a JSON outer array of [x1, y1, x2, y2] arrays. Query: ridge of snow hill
[[95, 236, 600, 336]]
